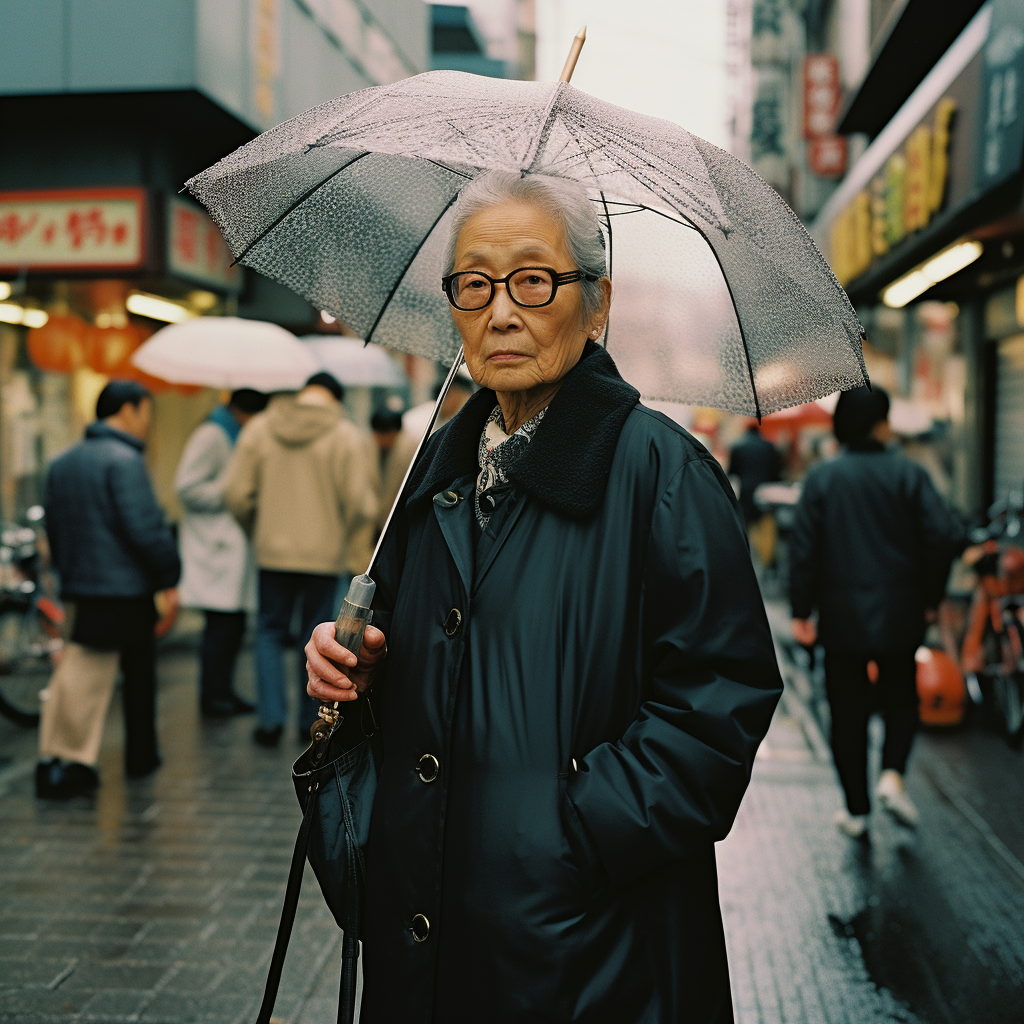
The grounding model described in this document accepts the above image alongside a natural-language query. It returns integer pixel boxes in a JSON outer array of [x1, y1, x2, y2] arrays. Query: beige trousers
[[39, 642, 120, 766]]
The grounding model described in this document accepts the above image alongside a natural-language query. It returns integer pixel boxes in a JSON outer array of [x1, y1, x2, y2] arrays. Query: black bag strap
[[255, 783, 320, 1024]]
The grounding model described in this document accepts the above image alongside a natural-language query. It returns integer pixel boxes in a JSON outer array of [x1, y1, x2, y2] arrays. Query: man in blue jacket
[[37, 380, 181, 799]]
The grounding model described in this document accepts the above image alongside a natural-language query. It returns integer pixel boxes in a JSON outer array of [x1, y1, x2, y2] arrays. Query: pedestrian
[[37, 380, 181, 800], [175, 388, 268, 718], [369, 408, 418, 531], [224, 372, 376, 748], [401, 371, 474, 439], [305, 171, 782, 1022], [729, 420, 783, 565], [790, 385, 964, 837]]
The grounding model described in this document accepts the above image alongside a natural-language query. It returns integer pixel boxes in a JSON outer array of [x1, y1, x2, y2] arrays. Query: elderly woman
[[305, 171, 782, 1023]]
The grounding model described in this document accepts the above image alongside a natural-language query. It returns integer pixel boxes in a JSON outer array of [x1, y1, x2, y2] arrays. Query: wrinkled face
[[450, 200, 603, 394]]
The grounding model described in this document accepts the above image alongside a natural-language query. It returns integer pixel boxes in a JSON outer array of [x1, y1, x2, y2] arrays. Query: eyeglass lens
[[450, 268, 555, 309]]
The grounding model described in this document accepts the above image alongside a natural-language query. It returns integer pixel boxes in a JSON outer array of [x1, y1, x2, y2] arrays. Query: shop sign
[[0, 188, 145, 271], [166, 197, 241, 291], [803, 55, 840, 138], [829, 98, 956, 285], [808, 136, 847, 178], [978, 0, 1024, 188]]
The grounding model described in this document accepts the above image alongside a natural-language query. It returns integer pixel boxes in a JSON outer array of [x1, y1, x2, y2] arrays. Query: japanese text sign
[[804, 55, 840, 139], [0, 189, 145, 270], [166, 196, 241, 291]]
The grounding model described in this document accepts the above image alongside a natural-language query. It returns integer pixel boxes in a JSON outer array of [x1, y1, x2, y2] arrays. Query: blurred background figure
[[175, 388, 269, 719], [370, 408, 419, 532], [789, 386, 965, 838], [402, 372, 475, 439], [36, 381, 181, 799], [224, 372, 376, 747], [729, 420, 783, 565]]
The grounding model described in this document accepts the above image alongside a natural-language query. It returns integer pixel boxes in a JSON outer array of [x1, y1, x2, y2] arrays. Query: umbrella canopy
[[302, 336, 408, 388], [131, 317, 319, 391], [187, 70, 866, 416]]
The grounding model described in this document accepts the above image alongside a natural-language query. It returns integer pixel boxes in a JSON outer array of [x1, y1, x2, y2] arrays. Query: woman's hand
[[306, 622, 387, 703]]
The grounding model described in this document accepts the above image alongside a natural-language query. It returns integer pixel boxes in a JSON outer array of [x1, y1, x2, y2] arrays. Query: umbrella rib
[[230, 151, 371, 267], [683, 219, 762, 421], [365, 189, 463, 344]]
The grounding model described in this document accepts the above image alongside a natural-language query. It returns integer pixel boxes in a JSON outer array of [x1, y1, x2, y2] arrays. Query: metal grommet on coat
[[444, 608, 462, 636], [417, 753, 440, 782], [411, 913, 430, 942]]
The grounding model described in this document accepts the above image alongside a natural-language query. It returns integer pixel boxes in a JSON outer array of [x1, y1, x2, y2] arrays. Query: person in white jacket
[[175, 389, 268, 717]]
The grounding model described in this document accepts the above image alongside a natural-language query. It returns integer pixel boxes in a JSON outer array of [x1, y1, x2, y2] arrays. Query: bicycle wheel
[[992, 672, 1024, 738], [0, 608, 48, 727]]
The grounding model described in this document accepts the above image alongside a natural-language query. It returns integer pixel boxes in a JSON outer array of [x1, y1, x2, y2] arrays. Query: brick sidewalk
[[2, 640, 1023, 1023]]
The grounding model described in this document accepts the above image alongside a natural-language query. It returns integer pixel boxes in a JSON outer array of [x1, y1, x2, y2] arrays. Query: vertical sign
[[251, 0, 280, 126], [804, 54, 846, 178], [979, 0, 1024, 188], [166, 197, 241, 291]]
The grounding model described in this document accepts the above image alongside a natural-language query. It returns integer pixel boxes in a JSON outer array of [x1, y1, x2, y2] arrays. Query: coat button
[[434, 490, 461, 507], [444, 608, 462, 636], [411, 913, 430, 942], [417, 753, 440, 782]]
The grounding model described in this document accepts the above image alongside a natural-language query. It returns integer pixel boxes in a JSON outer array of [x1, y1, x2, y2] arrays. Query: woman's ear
[[587, 277, 613, 338]]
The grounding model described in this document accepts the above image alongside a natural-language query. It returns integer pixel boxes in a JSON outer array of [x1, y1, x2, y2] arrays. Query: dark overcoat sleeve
[[566, 456, 783, 885], [911, 466, 966, 610]]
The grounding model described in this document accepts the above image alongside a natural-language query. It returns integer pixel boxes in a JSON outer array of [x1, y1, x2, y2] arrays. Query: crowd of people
[[34, 372, 461, 799]]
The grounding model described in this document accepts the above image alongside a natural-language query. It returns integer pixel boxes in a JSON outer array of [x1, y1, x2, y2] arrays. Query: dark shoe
[[125, 753, 162, 779], [35, 759, 99, 800], [202, 694, 256, 719], [253, 724, 283, 748]]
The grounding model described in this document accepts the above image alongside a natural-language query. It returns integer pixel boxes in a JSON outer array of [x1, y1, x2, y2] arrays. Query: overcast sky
[[431, 0, 730, 150]]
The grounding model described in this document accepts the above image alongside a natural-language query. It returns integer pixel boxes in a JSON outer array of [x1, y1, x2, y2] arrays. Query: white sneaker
[[876, 770, 919, 828], [833, 809, 868, 838]]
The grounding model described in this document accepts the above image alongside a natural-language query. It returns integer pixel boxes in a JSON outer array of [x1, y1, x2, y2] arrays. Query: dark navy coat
[[363, 344, 782, 1023], [45, 422, 180, 599]]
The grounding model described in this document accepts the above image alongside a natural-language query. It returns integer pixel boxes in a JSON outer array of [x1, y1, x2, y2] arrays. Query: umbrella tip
[[577, 25, 587, 40]]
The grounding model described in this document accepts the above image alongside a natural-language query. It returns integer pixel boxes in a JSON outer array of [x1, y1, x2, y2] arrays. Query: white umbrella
[[132, 317, 319, 391], [302, 336, 408, 388]]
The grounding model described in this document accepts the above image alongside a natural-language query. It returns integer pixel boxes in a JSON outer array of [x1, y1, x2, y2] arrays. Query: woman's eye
[[523, 275, 543, 285], [466, 279, 486, 289]]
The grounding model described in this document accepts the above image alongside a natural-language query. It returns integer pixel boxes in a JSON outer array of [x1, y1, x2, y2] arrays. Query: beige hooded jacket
[[224, 393, 377, 576]]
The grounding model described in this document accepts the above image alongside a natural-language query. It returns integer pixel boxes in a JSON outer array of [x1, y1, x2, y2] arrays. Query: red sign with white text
[[166, 196, 241, 291], [808, 135, 848, 178], [0, 188, 145, 270], [803, 55, 841, 139]]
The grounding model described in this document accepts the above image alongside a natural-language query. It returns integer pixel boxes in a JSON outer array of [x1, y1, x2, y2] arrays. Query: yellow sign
[[829, 98, 957, 286]]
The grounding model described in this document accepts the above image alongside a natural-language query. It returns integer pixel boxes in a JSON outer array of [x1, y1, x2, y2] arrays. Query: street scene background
[[2, 1, 1024, 1022]]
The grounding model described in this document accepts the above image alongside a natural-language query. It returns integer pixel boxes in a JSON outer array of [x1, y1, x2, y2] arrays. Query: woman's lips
[[488, 351, 528, 362]]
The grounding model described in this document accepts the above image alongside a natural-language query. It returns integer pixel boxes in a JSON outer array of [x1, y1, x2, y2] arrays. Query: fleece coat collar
[[408, 342, 640, 519]]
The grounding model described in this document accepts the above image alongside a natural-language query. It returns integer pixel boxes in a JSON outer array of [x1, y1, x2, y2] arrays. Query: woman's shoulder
[[622, 402, 719, 467]]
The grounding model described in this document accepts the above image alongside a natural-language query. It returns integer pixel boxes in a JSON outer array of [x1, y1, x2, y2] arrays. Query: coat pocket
[[557, 770, 605, 902]]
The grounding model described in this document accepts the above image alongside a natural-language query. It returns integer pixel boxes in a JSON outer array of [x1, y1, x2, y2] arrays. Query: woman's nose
[[488, 284, 520, 329]]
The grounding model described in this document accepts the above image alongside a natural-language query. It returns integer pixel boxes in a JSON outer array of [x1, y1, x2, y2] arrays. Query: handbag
[[255, 695, 380, 1024]]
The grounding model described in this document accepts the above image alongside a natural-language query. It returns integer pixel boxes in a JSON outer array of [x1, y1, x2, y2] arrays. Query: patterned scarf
[[475, 403, 547, 529]]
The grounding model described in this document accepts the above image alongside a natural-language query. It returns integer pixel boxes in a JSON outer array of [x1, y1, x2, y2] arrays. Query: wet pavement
[[0, 621, 1022, 1023]]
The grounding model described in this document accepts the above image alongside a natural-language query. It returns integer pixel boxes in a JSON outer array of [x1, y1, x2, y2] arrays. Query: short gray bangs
[[442, 171, 607, 323]]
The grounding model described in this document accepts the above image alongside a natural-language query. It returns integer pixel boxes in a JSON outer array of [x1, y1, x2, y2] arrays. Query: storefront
[[0, 184, 251, 523], [811, 0, 1024, 514]]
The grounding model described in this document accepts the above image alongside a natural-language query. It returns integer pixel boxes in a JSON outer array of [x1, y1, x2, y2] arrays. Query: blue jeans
[[255, 570, 341, 733]]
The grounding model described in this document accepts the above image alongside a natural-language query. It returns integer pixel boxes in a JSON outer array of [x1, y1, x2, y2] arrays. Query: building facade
[[0, 0, 428, 519]]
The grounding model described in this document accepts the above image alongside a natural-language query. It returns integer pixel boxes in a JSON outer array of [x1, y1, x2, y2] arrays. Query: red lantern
[[84, 323, 143, 375], [26, 315, 88, 373]]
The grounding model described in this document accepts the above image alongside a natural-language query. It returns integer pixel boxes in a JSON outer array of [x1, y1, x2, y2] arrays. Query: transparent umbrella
[[187, 71, 866, 418], [302, 336, 408, 388]]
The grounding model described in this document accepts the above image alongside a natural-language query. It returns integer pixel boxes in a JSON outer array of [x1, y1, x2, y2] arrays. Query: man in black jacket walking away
[[37, 381, 181, 799], [790, 386, 963, 837]]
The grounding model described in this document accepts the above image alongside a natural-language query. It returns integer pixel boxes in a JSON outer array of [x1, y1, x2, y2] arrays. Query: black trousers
[[199, 610, 247, 706], [70, 596, 159, 775], [824, 649, 919, 816]]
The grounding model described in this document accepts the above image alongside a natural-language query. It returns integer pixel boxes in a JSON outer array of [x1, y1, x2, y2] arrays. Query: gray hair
[[442, 171, 607, 323]]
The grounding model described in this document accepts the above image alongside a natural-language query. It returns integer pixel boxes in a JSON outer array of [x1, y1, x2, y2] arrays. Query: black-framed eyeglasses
[[441, 266, 598, 311]]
